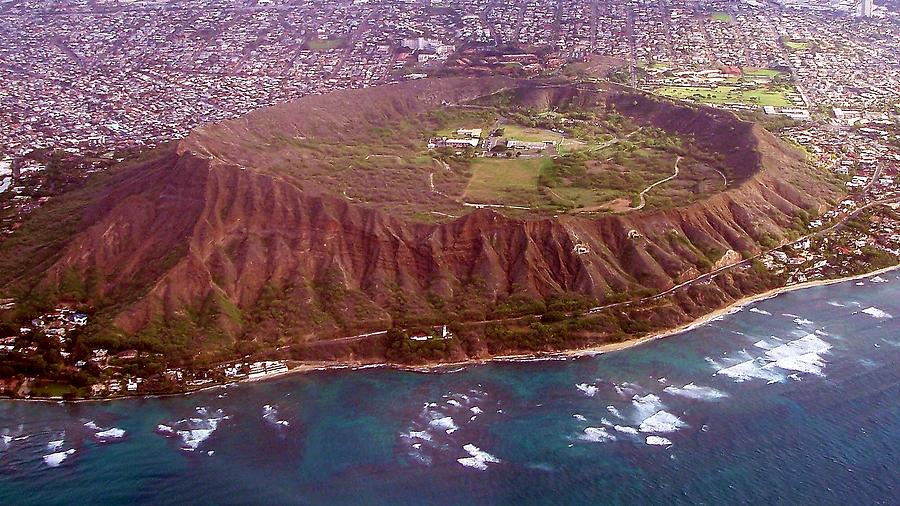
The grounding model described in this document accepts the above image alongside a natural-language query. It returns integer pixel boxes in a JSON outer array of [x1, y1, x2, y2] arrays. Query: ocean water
[[1, 273, 899, 505]]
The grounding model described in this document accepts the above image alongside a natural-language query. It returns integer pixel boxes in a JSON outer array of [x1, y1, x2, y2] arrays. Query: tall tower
[[860, 0, 874, 17]]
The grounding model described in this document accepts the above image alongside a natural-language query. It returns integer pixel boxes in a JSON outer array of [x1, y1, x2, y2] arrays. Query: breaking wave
[[580, 427, 616, 443], [457, 444, 500, 470], [639, 411, 687, 433], [861, 307, 892, 319], [43, 449, 75, 468], [663, 383, 728, 401], [158, 407, 229, 451]]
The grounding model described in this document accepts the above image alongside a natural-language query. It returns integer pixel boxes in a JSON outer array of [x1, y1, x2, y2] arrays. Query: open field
[[711, 11, 734, 22], [462, 156, 637, 211], [502, 124, 587, 152], [783, 39, 811, 51], [305, 37, 345, 50], [656, 85, 793, 107], [742, 68, 783, 78], [463, 157, 546, 205], [432, 109, 497, 138], [546, 185, 623, 209], [501, 125, 564, 143]]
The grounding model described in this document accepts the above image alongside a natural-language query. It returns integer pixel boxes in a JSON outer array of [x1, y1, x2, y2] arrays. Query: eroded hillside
[[0, 77, 839, 362]]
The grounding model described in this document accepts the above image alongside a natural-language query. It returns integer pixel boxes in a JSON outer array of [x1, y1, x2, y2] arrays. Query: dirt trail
[[631, 156, 681, 211]]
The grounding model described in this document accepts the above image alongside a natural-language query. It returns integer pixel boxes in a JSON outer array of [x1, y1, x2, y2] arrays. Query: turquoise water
[[1, 272, 899, 505]]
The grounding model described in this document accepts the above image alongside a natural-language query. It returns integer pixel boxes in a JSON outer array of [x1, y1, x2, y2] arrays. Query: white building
[[456, 128, 482, 138], [248, 361, 289, 380], [446, 138, 479, 148], [860, 0, 874, 17]]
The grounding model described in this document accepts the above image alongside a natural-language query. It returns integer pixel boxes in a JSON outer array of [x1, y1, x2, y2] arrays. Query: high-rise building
[[860, 0, 874, 17]]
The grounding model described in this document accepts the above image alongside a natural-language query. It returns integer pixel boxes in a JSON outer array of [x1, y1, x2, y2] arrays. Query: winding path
[[631, 156, 681, 210]]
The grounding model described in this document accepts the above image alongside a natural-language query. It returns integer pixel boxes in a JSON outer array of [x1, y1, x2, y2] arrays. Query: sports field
[[656, 85, 792, 107], [501, 125, 586, 151], [783, 40, 811, 51]]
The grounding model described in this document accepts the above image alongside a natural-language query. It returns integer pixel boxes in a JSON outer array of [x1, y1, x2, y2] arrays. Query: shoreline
[[8, 263, 899, 403], [395, 262, 900, 371]]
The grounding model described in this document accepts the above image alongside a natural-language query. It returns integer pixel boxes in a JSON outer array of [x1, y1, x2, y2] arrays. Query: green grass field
[[501, 124, 586, 152], [783, 40, 810, 51], [656, 85, 792, 107], [306, 38, 345, 51], [742, 68, 783, 78], [501, 125, 563, 143], [463, 158, 547, 205], [30, 382, 77, 398], [463, 157, 624, 210], [546, 186, 623, 209], [711, 11, 734, 22]]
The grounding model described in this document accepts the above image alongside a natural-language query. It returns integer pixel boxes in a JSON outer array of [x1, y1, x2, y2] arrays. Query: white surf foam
[[861, 307, 892, 319], [159, 408, 228, 451], [870, 276, 888, 283], [772, 353, 827, 376], [457, 444, 500, 470], [43, 449, 75, 467], [47, 439, 64, 451], [470, 406, 482, 415], [631, 394, 665, 421], [613, 382, 641, 397], [764, 334, 830, 360], [717, 334, 832, 382], [403, 430, 432, 442], [715, 357, 785, 383], [575, 383, 598, 397], [573, 414, 587, 421], [429, 416, 458, 434], [645, 435, 672, 446], [663, 383, 728, 401], [580, 427, 616, 443], [639, 411, 687, 433], [83, 421, 100, 430], [95, 428, 126, 440], [178, 429, 211, 450], [262, 404, 290, 427], [749, 307, 772, 316], [606, 406, 622, 419], [613, 425, 639, 435], [793, 318, 814, 326]]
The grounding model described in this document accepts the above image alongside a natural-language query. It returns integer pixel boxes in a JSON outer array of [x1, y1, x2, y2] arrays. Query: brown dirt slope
[[5, 78, 838, 351]]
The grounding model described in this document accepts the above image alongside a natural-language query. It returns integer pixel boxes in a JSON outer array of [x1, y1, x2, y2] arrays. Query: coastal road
[[291, 196, 900, 351]]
